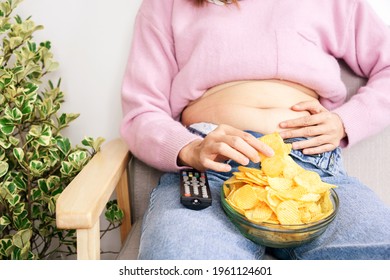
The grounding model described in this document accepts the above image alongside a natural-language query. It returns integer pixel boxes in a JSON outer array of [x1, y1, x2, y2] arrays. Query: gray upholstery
[[117, 61, 390, 260], [338, 60, 390, 207], [117, 157, 161, 260]]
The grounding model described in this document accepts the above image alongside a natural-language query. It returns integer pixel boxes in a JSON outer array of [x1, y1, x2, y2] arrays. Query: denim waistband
[[187, 123, 346, 177]]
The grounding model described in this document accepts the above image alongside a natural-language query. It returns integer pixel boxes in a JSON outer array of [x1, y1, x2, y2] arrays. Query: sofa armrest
[[56, 138, 131, 259]]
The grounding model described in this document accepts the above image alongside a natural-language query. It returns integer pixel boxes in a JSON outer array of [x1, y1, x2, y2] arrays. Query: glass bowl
[[221, 188, 339, 248]]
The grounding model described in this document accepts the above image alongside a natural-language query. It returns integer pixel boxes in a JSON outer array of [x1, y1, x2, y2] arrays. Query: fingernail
[[292, 142, 300, 150], [253, 155, 260, 163]]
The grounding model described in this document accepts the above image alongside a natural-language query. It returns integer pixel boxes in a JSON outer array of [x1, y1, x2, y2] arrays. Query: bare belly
[[181, 79, 319, 134]]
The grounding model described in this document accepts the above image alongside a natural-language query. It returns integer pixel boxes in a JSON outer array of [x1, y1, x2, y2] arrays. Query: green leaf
[[47, 176, 60, 190], [20, 243, 31, 259], [58, 113, 79, 128], [13, 147, 24, 162], [29, 160, 46, 176], [82, 136, 105, 152], [12, 65, 24, 75], [12, 229, 32, 249], [48, 148, 60, 162], [0, 125, 15, 135], [0, 239, 13, 258], [0, 216, 11, 226], [28, 124, 41, 137], [0, 149, 5, 161], [0, 118, 15, 135], [27, 41, 36, 52], [5, 107, 18, 120], [6, 182, 16, 194], [0, 136, 11, 149], [40, 41, 51, 50], [93, 137, 105, 152], [7, 194, 20, 206], [31, 204, 40, 219], [46, 61, 59, 72], [38, 179, 48, 194], [27, 124, 52, 147], [81, 137, 93, 147], [0, 160, 9, 178], [39, 124, 52, 145], [21, 102, 33, 115], [13, 175, 27, 191], [31, 189, 42, 201], [13, 210, 30, 230], [68, 150, 88, 169], [56, 137, 71, 156], [12, 202, 25, 216], [104, 201, 124, 224], [48, 197, 56, 215], [0, 93, 5, 105], [60, 161, 73, 176], [9, 36, 22, 49], [8, 136, 20, 146]]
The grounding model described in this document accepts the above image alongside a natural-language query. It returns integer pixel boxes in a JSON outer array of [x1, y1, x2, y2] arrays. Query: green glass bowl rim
[[221, 187, 339, 234]]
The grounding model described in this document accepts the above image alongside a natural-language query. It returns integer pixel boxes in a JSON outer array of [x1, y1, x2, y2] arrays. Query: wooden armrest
[[56, 138, 131, 259]]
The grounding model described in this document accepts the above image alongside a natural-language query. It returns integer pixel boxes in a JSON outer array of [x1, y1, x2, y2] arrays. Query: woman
[[120, 0, 390, 259]]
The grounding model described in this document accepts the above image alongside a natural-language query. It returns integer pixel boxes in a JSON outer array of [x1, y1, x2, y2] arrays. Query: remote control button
[[192, 199, 201, 205]]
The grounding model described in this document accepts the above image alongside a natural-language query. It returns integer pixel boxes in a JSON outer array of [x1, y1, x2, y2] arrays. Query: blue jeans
[[138, 130, 390, 260]]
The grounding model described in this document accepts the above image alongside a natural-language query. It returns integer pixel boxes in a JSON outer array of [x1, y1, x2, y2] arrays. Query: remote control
[[180, 169, 212, 210]]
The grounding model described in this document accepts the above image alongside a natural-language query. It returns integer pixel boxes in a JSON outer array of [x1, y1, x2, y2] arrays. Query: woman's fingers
[[290, 100, 328, 114], [179, 124, 274, 172], [212, 125, 274, 160], [279, 100, 346, 154], [279, 113, 326, 133]]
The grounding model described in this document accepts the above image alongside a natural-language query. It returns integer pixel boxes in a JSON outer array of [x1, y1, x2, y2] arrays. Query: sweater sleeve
[[332, 0, 390, 147], [120, 2, 201, 171]]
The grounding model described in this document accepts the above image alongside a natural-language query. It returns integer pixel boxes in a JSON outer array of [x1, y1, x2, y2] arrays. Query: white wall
[[16, 0, 143, 146]]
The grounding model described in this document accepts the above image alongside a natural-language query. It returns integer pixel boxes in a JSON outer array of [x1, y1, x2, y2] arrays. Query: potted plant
[[0, 0, 123, 259]]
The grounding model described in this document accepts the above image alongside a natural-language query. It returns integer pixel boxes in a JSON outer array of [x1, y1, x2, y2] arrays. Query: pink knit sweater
[[121, 0, 390, 171]]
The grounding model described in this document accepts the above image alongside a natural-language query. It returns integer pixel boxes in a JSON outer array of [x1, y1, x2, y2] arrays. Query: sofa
[[56, 60, 390, 260], [116, 60, 390, 259]]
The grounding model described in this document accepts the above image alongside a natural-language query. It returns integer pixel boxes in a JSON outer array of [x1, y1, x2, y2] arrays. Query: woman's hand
[[278, 100, 346, 154], [178, 124, 274, 172]]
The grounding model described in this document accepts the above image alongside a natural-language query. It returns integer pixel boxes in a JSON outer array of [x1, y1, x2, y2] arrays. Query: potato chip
[[268, 177, 293, 191], [261, 155, 286, 177], [230, 184, 259, 210], [276, 200, 302, 224], [298, 193, 321, 202], [225, 198, 246, 215], [282, 157, 304, 179], [253, 187, 267, 202], [319, 190, 333, 213], [294, 170, 325, 193], [223, 184, 231, 197], [258, 132, 291, 159], [245, 201, 273, 223], [265, 187, 284, 209]]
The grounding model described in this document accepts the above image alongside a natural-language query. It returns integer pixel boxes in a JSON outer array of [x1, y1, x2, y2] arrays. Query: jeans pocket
[[289, 147, 346, 177]]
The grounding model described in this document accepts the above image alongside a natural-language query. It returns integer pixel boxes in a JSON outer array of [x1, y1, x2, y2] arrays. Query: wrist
[[178, 139, 202, 167]]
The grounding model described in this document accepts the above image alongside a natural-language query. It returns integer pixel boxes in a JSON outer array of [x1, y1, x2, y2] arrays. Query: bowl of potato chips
[[221, 133, 339, 248]]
